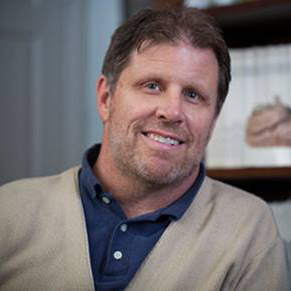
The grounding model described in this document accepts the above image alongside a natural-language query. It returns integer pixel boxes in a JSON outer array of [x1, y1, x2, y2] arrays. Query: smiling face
[[97, 42, 218, 188]]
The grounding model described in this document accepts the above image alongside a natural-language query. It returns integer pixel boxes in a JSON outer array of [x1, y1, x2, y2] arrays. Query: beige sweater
[[0, 167, 289, 291]]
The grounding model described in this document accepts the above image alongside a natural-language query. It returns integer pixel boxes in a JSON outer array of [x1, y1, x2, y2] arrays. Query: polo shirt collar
[[80, 144, 205, 220]]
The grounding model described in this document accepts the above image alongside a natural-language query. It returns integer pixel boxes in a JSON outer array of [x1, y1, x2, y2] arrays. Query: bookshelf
[[202, 0, 291, 201]]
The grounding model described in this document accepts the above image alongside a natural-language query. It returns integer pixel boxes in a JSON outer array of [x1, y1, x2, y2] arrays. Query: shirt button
[[120, 224, 128, 232], [113, 251, 123, 260], [102, 196, 110, 204]]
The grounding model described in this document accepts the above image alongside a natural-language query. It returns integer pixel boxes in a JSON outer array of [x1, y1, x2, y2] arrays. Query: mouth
[[142, 132, 184, 146]]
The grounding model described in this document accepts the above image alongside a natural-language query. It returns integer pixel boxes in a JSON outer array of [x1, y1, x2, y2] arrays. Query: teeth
[[147, 133, 179, 145]]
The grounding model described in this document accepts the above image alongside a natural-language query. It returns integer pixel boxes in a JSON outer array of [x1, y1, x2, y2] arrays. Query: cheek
[[109, 97, 132, 125], [186, 112, 216, 140], [110, 99, 149, 134], [124, 99, 156, 123]]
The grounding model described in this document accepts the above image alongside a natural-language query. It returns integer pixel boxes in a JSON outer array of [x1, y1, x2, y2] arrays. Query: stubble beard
[[108, 119, 209, 190]]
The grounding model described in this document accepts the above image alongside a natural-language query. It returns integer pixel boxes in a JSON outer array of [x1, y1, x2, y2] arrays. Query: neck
[[93, 145, 198, 218]]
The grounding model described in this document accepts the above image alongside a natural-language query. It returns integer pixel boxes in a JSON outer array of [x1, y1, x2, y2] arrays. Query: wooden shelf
[[207, 167, 291, 180], [204, 0, 291, 18], [203, 1, 291, 201], [207, 167, 291, 202], [203, 0, 291, 47]]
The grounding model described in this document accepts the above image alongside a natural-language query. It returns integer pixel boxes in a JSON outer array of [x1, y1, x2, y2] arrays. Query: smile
[[143, 132, 183, 146]]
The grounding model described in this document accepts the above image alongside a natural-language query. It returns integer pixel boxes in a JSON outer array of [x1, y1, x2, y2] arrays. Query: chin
[[135, 160, 194, 187]]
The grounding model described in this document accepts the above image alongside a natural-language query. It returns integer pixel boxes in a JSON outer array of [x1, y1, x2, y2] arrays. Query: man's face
[[98, 42, 218, 187]]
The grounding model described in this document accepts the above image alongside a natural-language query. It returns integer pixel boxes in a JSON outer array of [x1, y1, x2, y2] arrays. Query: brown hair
[[102, 7, 231, 114]]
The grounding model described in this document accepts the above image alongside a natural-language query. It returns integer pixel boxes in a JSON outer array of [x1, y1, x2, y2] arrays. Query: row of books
[[207, 43, 291, 168]]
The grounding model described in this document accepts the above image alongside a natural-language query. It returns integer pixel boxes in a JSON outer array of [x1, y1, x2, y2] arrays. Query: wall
[[0, 0, 122, 185]]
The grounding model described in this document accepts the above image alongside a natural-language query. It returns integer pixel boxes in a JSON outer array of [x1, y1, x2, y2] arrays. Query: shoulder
[[193, 177, 279, 253], [202, 178, 289, 289], [203, 176, 271, 218], [0, 166, 80, 191], [202, 176, 275, 231], [0, 167, 81, 249], [0, 166, 81, 213]]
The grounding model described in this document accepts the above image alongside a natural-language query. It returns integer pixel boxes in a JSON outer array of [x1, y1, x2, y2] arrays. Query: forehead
[[126, 41, 217, 73]]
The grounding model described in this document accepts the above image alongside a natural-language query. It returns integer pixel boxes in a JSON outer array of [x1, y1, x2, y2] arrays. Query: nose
[[155, 90, 184, 124]]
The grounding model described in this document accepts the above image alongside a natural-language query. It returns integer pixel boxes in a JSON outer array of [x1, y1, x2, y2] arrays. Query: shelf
[[203, 1, 291, 201], [207, 167, 291, 180], [125, 1, 291, 47], [203, 0, 291, 47], [207, 167, 291, 202], [204, 0, 291, 18]]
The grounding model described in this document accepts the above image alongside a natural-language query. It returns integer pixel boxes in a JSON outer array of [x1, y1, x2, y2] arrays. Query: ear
[[97, 75, 111, 122]]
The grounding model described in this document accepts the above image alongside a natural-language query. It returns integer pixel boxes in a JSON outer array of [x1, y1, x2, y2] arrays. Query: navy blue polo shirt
[[79, 144, 205, 291]]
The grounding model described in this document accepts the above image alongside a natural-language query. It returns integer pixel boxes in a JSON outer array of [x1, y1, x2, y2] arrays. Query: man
[[0, 7, 289, 291]]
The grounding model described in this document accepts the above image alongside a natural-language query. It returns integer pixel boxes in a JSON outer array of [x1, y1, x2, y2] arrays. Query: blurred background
[[0, 0, 123, 185]]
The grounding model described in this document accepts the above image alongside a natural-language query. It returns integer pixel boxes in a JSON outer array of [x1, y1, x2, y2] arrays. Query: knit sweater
[[0, 167, 289, 291]]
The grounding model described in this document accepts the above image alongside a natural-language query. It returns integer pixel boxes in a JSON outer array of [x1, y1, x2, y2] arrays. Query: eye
[[144, 82, 161, 92], [185, 89, 200, 102]]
